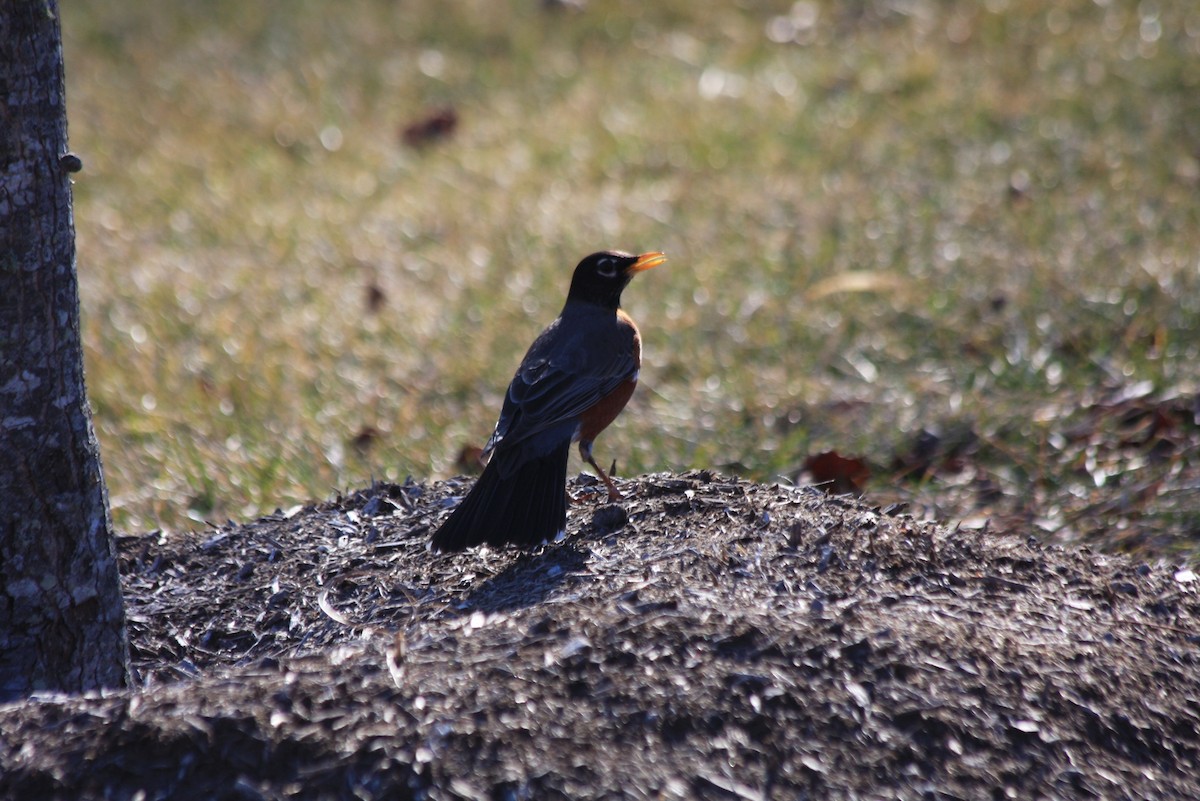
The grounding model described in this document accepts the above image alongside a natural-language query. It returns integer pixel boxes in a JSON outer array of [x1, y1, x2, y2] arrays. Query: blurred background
[[64, 0, 1200, 557]]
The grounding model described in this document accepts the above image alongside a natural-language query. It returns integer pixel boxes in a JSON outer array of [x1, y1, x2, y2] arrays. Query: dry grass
[[63, 0, 1200, 556]]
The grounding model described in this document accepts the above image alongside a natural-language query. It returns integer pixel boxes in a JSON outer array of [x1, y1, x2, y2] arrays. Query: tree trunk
[[0, 0, 130, 701]]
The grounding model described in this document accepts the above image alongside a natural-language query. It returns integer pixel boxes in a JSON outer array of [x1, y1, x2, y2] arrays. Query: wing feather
[[485, 311, 637, 457]]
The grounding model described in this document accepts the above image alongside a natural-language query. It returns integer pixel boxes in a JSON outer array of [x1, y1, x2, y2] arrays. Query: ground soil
[[1, 471, 1198, 800]]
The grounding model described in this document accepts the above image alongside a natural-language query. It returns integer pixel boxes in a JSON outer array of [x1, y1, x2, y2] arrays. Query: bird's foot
[[587, 455, 623, 502]]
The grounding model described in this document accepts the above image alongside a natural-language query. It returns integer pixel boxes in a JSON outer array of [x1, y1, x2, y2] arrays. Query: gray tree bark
[[1, 0, 130, 701]]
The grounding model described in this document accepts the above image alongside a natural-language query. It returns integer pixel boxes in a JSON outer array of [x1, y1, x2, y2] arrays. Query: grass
[[63, 0, 1200, 557]]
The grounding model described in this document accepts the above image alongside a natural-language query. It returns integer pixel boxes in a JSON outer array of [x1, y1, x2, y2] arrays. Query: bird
[[431, 250, 666, 552]]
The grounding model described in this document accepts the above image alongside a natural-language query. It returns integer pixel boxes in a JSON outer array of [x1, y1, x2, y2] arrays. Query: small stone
[[592, 504, 628, 533]]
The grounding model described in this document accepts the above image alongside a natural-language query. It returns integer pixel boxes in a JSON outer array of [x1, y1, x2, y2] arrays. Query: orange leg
[[586, 454, 622, 502], [579, 438, 622, 502]]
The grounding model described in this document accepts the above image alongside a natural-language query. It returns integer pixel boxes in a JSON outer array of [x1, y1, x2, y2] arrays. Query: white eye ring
[[595, 257, 618, 278]]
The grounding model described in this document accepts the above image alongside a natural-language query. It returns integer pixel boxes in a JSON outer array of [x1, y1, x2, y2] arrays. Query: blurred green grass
[[64, 0, 1200, 556]]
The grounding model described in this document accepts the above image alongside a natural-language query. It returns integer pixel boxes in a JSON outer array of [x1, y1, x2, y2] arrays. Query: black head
[[565, 250, 666, 309]]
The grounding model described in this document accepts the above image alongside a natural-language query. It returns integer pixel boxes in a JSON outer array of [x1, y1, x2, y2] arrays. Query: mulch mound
[[1, 471, 1198, 799]]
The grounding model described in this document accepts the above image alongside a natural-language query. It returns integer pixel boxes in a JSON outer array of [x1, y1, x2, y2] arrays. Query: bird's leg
[[579, 440, 622, 501], [586, 454, 623, 502]]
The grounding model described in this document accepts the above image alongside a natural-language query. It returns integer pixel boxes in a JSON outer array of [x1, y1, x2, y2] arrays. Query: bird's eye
[[595, 258, 618, 278]]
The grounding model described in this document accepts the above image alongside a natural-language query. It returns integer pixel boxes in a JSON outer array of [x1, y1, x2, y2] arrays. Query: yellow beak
[[630, 252, 668, 272]]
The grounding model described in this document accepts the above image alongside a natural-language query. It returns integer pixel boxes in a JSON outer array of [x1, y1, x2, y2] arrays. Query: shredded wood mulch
[[2, 471, 1199, 800]]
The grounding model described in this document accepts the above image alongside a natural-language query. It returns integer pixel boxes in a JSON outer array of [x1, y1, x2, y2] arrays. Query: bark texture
[[0, 0, 130, 701]]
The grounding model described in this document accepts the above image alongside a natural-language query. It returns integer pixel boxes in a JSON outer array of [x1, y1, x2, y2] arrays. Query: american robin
[[431, 250, 666, 552]]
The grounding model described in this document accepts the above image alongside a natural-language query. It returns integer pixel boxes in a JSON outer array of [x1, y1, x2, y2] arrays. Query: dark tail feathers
[[430, 440, 570, 551]]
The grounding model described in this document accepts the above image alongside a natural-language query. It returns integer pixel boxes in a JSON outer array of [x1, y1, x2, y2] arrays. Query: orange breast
[[578, 308, 641, 444], [578, 377, 638, 445]]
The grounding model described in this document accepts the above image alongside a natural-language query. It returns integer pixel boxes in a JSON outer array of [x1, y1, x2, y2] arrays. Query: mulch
[[1, 471, 1198, 800]]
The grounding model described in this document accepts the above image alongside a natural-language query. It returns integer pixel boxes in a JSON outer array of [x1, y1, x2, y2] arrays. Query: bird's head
[[566, 250, 666, 308]]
